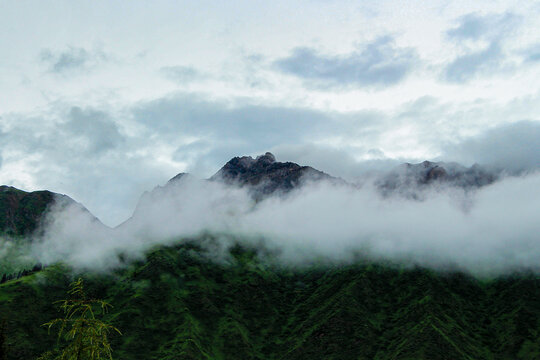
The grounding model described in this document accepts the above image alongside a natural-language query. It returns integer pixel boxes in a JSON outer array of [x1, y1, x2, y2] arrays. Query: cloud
[[1, 94, 388, 225], [443, 12, 521, 83], [40, 46, 108, 74], [160, 65, 207, 84], [0, 105, 166, 226], [62, 107, 124, 155], [273, 36, 418, 88], [442, 120, 540, 173], [1, 91, 538, 227], [443, 42, 504, 83], [270, 143, 401, 180], [446, 12, 521, 41], [132, 93, 338, 172], [32, 169, 540, 276], [522, 43, 540, 63]]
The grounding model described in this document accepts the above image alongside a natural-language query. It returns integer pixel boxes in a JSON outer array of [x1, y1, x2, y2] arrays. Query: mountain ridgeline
[[0, 153, 498, 236], [0, 185, 103, 240], [0, 153, 537, 360]]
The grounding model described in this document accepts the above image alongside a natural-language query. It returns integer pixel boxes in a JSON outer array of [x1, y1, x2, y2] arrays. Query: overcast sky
[[1, 0, 540, 226]]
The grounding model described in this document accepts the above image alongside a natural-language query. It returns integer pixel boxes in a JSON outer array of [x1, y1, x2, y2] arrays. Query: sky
[[1, 0, 540, 226]]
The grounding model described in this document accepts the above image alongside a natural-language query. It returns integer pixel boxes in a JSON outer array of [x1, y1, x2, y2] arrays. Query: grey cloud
[[0, 95, 385, 225], [442, 12, 521, 83], [522, 44, 540, 63], [442, 120, 540, 173], [147, 101, 327, 176], [132, 94, 387, 177], [444, 42, 504, 83], [4, 106, 124, 157], [133, 95, 330, 139], [446, 12, 520, 41], [62, 107, 124, 155], [270, 144, 402, 181], [273, 36, 418, 88], [3, 92, 538, 228], [40, 46, 108, 74], [0, 126, 4, 169], [0, 106, 160, 226], [160, 65, 206, 84]]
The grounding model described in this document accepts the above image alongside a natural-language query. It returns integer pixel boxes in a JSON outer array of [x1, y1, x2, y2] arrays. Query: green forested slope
[[0, 241, 539, 359], [0, 186, 56, 237]]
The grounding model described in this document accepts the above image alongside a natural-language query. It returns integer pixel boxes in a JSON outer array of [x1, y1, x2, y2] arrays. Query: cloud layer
[[33, 169, 540, 276], [442, 120, 540, 173]]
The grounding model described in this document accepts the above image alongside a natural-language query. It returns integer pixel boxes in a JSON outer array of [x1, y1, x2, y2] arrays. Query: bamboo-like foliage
[[38, 278, 121, 360]]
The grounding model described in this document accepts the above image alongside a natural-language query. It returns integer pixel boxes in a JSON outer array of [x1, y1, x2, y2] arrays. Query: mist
[[27, 167, 540, 276]]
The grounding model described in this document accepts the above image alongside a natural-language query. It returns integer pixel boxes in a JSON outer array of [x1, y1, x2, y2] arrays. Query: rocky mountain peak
[[255, 152, 276, 165], [209, 152, 336, 197], [167, 172, 191, 185]]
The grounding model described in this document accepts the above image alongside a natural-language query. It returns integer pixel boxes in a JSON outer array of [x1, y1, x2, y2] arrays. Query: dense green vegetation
[[38, 278, 121, 360], [0, 186, 56, 238], [0, 239, 539, 359]]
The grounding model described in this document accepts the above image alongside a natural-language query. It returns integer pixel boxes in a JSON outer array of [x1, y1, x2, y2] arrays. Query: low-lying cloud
[[442, 120, 540, 173], [32, 169, 540, 276]]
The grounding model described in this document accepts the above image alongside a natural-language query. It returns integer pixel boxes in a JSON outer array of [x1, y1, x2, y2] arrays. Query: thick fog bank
[[33, 171, 540, 275]]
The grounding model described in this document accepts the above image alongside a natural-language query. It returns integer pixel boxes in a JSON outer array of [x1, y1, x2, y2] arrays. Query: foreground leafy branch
[[38, 278, 121, 360]]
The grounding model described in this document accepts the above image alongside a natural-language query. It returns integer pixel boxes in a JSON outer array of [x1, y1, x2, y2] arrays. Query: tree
[[0, 319, 7, 360], [39, 278, 121, 360]]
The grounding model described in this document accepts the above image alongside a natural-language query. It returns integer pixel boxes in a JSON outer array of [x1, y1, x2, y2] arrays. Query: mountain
[[121, 153, 500, 230], [0, 154, 537, 359], [376, 160, 497, 197], [0, 186, 85, 237], [120, 152, 343, 229], [208, 152, 340, 198], [1, 241, 539, 360], [0, 155, 501, 236]]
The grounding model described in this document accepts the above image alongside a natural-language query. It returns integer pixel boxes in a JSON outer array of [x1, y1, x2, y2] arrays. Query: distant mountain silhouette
[[376, 160, 497, 198]]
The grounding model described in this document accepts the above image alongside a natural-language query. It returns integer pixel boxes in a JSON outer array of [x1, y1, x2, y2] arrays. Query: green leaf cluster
[[39, 278, 121, 360]]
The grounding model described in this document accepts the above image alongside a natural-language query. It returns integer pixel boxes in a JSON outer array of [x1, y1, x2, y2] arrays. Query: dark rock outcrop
[[208, 152, 339, 197]]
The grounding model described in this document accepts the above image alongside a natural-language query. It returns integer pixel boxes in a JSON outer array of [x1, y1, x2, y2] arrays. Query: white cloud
[[33, 170, 540, 275]]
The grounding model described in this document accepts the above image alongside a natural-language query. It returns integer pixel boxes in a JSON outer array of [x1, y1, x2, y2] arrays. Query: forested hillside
[[0, 239, 538, 360]]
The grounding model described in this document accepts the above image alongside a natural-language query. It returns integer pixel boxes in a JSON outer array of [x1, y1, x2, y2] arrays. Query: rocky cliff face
[[208, 152, 338, 197]]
